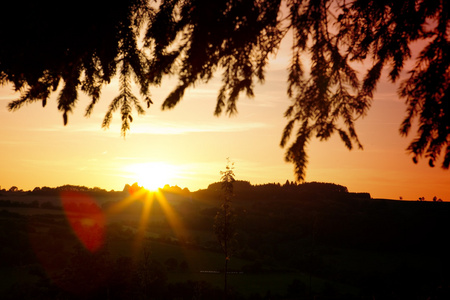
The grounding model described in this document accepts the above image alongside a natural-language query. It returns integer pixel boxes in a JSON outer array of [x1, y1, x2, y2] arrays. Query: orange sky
[[0, 38, 448, 201]]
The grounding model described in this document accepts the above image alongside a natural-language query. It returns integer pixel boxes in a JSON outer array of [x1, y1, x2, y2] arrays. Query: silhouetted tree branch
[[1, 0, 448, 179]]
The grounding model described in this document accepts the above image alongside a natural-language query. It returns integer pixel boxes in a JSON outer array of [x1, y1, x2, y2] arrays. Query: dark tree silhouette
[[213, 159, 236, 299], [1, 0, 449, 180], [8, 186, 19, 192]]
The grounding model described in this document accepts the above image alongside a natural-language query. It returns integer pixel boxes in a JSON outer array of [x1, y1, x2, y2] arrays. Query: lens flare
[[60, 191, 105, 252]]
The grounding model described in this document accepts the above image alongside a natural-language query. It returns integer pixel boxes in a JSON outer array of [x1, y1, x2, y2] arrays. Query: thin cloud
[[129, 120, 269, 135], [23, 117, 268, 135]]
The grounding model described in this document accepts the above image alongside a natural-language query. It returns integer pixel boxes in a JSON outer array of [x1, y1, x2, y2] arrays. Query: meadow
[[1, 182, 449, 299]]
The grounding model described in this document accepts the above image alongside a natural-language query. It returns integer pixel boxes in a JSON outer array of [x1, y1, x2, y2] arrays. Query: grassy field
[[1, 185, 450, 299]]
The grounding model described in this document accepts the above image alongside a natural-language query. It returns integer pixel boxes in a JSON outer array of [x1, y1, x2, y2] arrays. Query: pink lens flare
[[60, 191, 105, 252]]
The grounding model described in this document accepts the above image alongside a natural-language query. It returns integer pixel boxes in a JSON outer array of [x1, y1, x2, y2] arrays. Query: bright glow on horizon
[[125, 162, 178, 191], [0, 33, 449, 201]]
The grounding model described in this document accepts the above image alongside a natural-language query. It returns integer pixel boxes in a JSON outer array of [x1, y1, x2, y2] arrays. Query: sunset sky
[[1, 36, 448, 201]]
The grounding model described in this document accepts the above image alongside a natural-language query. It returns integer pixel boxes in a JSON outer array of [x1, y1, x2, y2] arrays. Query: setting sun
[[125, 162, 177, 191]]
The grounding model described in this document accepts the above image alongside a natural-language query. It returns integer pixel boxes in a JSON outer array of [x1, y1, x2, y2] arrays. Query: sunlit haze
[[0, 38, 448, 201], [124, 162, 178, 191]]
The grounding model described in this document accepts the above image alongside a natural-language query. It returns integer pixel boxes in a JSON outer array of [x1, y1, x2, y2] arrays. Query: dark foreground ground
[[1, 182, 449, 299]]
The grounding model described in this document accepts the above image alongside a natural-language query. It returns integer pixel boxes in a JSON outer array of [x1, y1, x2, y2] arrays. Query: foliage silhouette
[[1, 0, 449, 180], [214, 159, 237, 298]]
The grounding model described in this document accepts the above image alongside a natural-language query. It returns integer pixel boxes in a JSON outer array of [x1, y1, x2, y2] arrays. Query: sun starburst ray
[[132, 191, 155, 256], [154, 192, 187, 241]]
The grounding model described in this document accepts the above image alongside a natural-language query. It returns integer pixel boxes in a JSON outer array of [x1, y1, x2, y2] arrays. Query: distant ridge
[[1, 181, 371, 200], [206, 180, 371, 200]]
